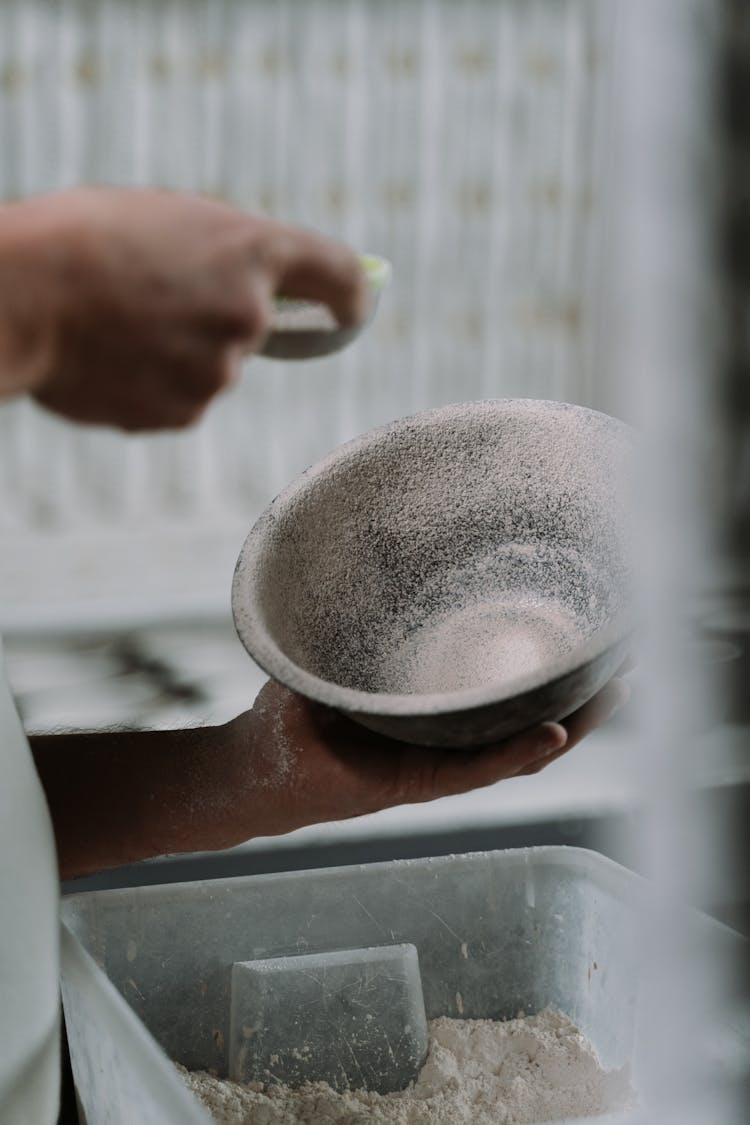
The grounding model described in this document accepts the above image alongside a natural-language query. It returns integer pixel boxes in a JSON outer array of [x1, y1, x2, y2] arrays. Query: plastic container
[[59, 846, 732, 1124]]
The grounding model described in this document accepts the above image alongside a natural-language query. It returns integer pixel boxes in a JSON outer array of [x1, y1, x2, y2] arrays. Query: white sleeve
[[0, 637, 61, 1125]]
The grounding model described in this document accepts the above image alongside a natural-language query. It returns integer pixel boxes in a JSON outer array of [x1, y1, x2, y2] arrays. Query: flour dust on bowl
[[59, 848, 665, 1124], [232, 399, 633, 747]]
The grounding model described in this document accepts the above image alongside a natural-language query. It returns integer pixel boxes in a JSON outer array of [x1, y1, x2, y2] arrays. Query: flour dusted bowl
[[232, 399, 633, 747]]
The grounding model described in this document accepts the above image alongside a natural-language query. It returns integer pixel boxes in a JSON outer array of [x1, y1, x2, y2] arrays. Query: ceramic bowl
[[232, 399, 633, 747]]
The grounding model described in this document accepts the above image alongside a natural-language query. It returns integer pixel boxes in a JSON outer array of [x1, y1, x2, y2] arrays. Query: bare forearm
[[27, 679, 629, 884], [30, 723, 253, 881]]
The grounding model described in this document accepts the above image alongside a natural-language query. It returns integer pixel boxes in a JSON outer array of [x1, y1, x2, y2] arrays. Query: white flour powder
[[385, 597, 582, 695], [271, 299, 337, 332], [179, 1009, 632, 1124]]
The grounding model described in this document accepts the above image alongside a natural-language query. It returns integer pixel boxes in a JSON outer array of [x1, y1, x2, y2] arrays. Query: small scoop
[[261, 254, 391, 360]]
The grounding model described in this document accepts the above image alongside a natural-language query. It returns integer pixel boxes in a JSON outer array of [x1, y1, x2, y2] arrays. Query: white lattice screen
[[0, 0, 616, 629]]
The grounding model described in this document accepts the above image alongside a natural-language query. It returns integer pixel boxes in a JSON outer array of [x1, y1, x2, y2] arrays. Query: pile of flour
[[179, 1009, 632, 1125]]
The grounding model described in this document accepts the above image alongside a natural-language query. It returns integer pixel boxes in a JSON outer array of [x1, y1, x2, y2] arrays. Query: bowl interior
[[236, 401, 631, 705]]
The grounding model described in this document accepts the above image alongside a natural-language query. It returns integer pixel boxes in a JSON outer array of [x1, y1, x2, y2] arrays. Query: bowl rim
[[232, 398, 633, 718]]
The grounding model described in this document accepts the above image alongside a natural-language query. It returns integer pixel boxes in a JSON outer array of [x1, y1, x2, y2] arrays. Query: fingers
[[387, 677, 632, 803], [560, 677, 631, 751], [258, 225, 368, 327], [119, 398, 206, 432], [255, 677, 630, 823], [515, 678, 631, 777], [202, 286, 273, 354], [164, 345, 243, 399], [115, 348, 243, 431], [396, 721, 568, 804]]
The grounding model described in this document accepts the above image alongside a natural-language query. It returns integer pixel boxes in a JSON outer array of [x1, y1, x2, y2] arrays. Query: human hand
[[219, 677, 631, 841], [0, 187, 366, 429], [30, 676, 628, 878]]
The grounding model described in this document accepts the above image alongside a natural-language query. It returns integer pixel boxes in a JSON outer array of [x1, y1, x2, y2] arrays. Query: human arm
[[0, 186, 365, 425], [30, 677, 628, 881]]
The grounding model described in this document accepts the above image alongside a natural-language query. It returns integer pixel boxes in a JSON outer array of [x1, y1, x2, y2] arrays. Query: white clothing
[[0, 637, 60, 1124]]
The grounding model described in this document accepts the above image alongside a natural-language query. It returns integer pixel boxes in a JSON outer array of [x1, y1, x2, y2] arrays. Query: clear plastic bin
[[59, 846, 735, 1125]]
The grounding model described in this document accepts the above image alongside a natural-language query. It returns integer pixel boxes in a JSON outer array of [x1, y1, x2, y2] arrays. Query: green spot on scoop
[[359, 254, 392, 291]]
